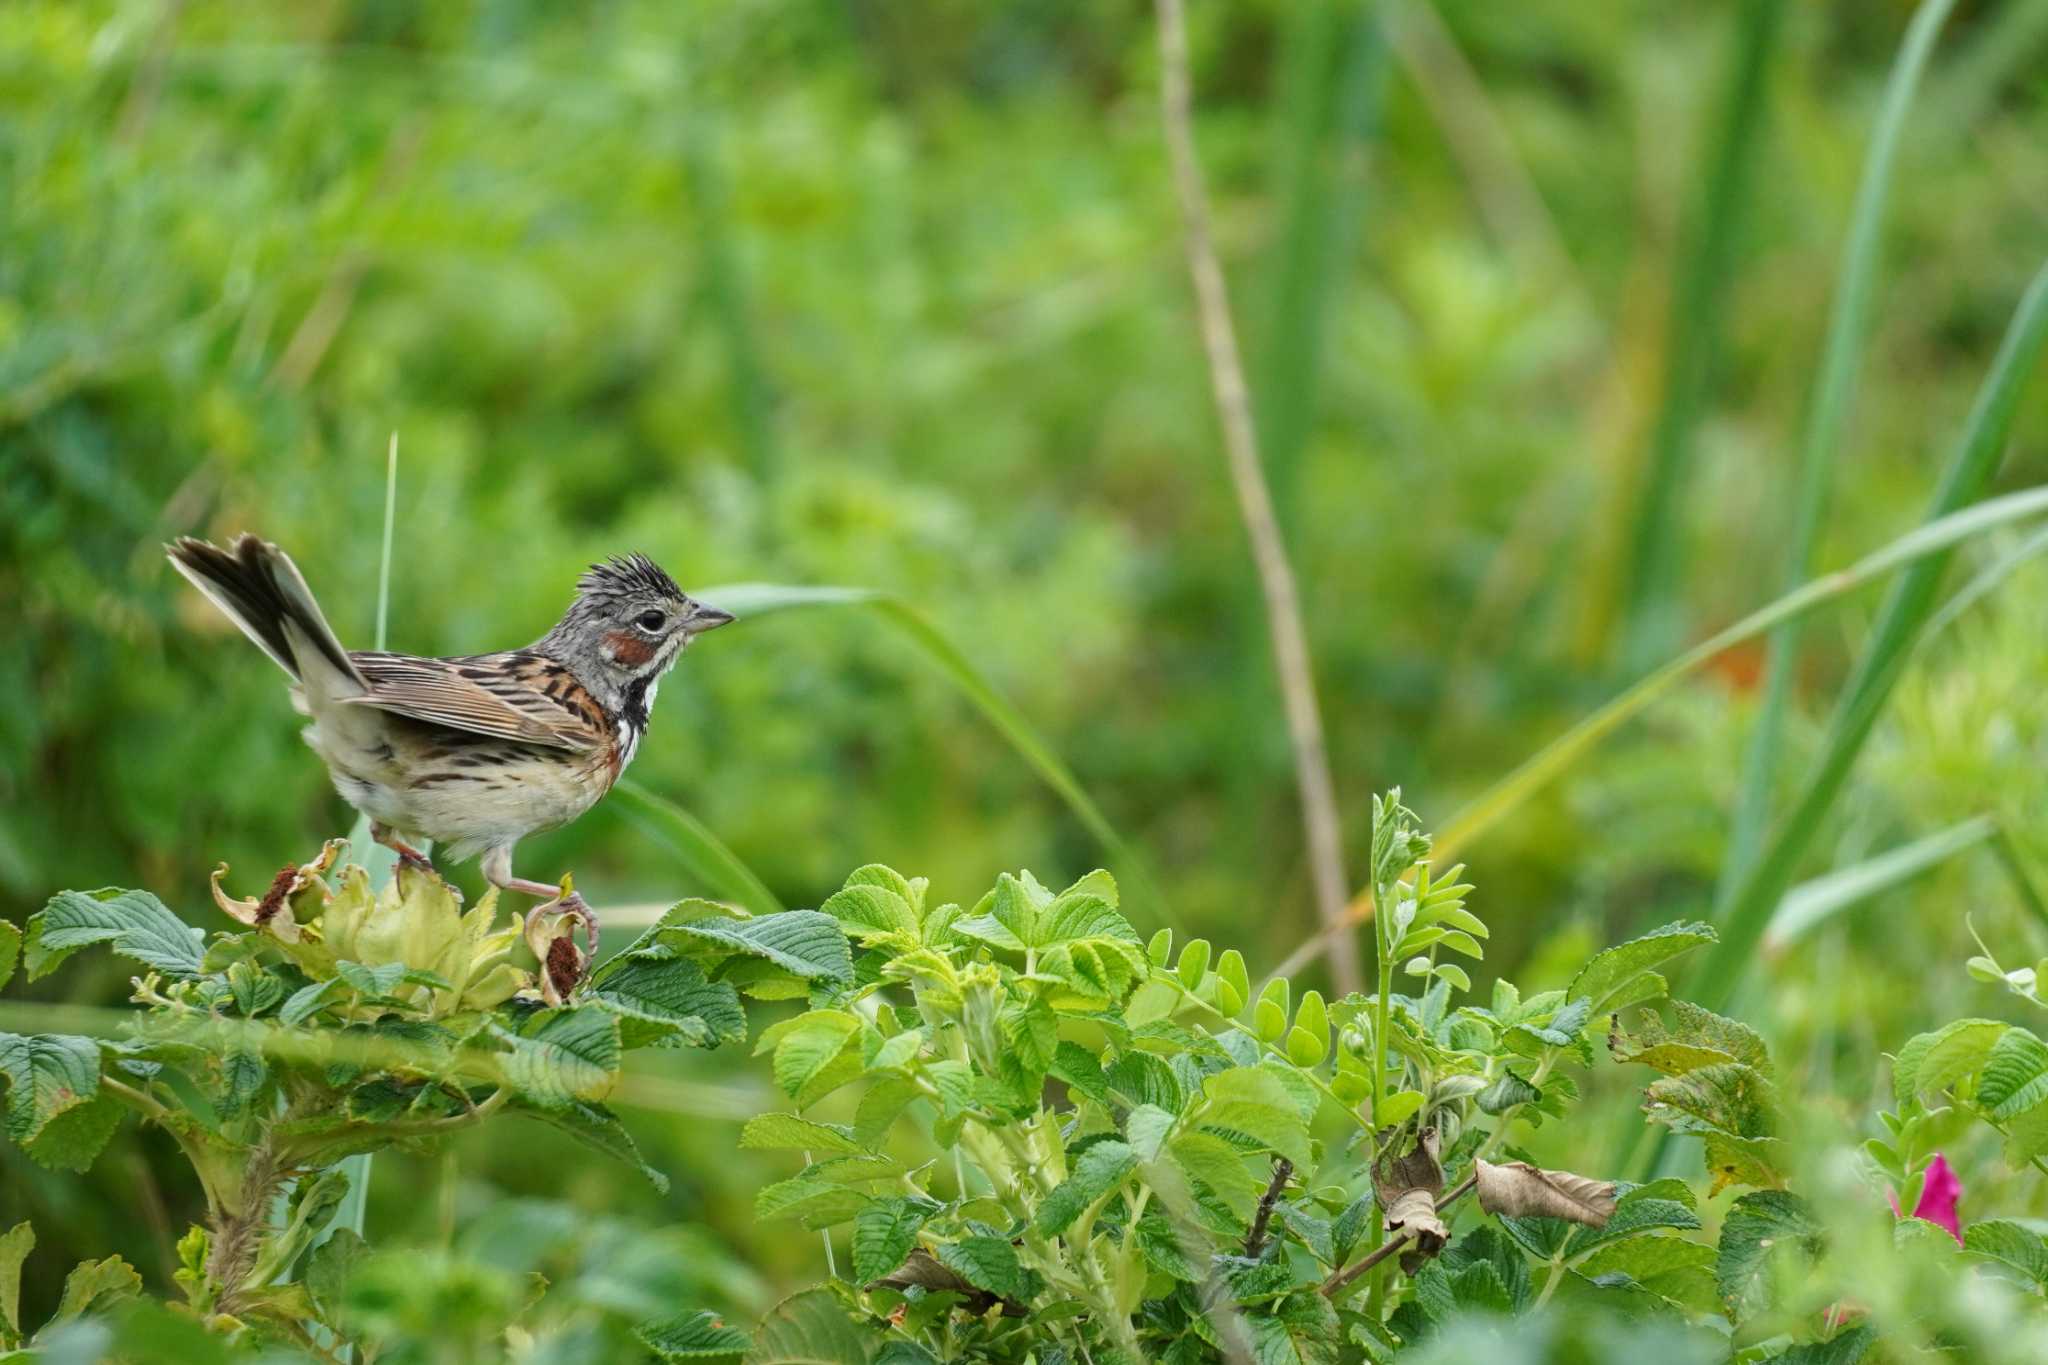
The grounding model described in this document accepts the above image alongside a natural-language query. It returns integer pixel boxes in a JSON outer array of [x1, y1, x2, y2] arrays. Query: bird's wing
[[341, 651, 608, 751]]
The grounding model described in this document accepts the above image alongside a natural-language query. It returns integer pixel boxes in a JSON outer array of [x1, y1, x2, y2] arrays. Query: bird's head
[[541, 554, 733, 699]]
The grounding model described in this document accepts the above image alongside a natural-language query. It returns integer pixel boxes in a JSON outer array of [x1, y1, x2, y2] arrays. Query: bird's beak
[[687, 601, 735, 634]]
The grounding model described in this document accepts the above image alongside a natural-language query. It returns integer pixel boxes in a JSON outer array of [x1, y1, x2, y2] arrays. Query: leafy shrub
[[0, 843, 843, 1358]]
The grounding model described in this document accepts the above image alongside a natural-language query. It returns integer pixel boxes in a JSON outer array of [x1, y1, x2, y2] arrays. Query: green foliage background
[[6, 0, 2048, 1346]]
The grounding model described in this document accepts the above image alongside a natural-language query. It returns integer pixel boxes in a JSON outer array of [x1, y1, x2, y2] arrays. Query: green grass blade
[[1920, 522, 2048, 643], [609, 780, 783, 919], [1721, 0, 1959, 905], [1618, 0, 1787, 667], [1688, 259, 2048, 1010], [1764, 814, 1996, 950], [698, 583, 1162, 913], [1256, 0, 1382, 520]]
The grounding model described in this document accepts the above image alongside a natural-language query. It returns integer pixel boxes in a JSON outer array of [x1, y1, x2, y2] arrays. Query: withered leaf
[[1374, 1128, 1448, 1268], [1472, 1158, 1617, 1228]]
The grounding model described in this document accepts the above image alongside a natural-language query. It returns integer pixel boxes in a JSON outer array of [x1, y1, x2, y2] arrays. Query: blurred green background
[[6, 0, 2048, 1333]]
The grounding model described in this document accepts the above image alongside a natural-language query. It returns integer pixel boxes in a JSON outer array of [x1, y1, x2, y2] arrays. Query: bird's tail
[[166, 534, 368, 695]]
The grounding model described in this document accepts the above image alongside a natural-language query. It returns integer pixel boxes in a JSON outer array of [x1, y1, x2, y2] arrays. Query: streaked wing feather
[[343, 652, 603, 750]]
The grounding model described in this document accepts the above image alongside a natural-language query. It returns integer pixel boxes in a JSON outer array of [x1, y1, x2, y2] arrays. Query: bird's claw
[[525, 891, 599, 960]]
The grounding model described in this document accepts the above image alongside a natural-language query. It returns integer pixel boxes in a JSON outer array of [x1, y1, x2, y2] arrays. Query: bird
[[165, 533, 733, 955]]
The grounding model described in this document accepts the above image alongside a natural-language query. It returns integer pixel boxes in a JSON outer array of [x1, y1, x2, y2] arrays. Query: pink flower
[[1889, 1153, 1963, 1243]]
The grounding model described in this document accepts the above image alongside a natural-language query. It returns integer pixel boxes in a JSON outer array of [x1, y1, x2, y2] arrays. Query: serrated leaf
[[1893, 1018, 2005, 1103], [639, 1309, 753, 1360], [745, 1287, 870, 1364], [935, 1236, 1031, 1302], [1717, 1190, 1820, 1321], [853, 1197, 933, 1286], [1568, 922, 1716, 1015], [772, 1011, 864, 1109], [26, 889, 204, 981], [1035, 1140, 1138, 1235], [853, 1072, 922, 1144], [1643, 1062, 1776, 1140], [667, 911, 853, 982], [1975, 1027, 2048, 1120], [0, 924, 17, 995], [0, 1033, 100, 1148], [516, 1099, 669, 1192], [1477, 1068, 1540, 1115], [1755, 1325, 1875, 1365], [1963, 1219, 2048, 1289], [741, 1114, 868, 1155], [1040, 893, 1139, 947], [492, 1009, 621, 1108], [586, 954, 747, 1050], [1575, 1234, 1719, 1312], [1200, 1068, 1311, 1169], [1609, 1001, 1772, 1077], [52, 1254, 141, 1320], [818, 885, 918, 945]]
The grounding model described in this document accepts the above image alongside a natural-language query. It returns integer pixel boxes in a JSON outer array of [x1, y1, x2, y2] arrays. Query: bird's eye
[[635, 610, 668, 633]]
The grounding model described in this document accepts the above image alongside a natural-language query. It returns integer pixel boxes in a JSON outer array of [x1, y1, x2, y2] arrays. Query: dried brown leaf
[[1472, 1158, 1617, 1227]]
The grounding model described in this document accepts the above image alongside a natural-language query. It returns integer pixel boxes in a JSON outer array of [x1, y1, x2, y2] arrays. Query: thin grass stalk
[[1155, 0, 1358, 991], [1619, 0, 1787, 669], [1688, 259, 2048, 1010], [1721, 0, 1959, 907], [1265, 473, 2048, 981]]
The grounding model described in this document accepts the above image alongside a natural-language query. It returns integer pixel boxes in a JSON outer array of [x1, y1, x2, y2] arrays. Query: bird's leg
[[371, 822, 437, 874], [481, 845, 599, 959]]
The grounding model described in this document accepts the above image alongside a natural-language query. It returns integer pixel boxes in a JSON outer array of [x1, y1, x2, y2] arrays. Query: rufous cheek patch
[[605, 631, 658, 668]]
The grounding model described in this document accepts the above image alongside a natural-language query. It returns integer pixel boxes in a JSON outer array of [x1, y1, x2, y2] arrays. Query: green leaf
[[639, 1309, 753, 1361], [1375, 1089, 1424, 1129], [853, 1072, 922, 1144], [0, 1033, 100, 1148], [744, 1286, 871, 1364], [1894, 1018, 2007, 1103], [1717, 1190, 1820, 1321], [1975, 1026, 2048, 1120], [1126, 1103, 1176, 1160], [302, 1227, 368, 1315], [514, 1099, 669, 1193], [25, 889, 204, 981], [1964, 1219, 2048, 1290], [1477, 1069, 1540, 1115], [1642, 1062, 1776, 1139], [1216, 948, 1250, 1015], [0, 1222, 30, 1342], [741, 1114, 868, 1155], [1608, 1001, 1772, 1077], [1177, 939, 1212, 991], [818, 884, 918, 946], [853, 1197, 932, 1285], [666, 910, 854, 983], [585, 953, 747, 1050], [52, 1254, 142, 1321], [492, 1009, 621, 1109], [0, 924, 17, 995], [772, 1011, 864, 1108], [935, 1236, 1032, 1302], [1567, 922, 1716, 1015], [1576, 1234, 1719, 1312], [1199, 1068, 1311, 1169], [1035, 1139, 1138, 1235], [1756, 1326, 1876, 1365]]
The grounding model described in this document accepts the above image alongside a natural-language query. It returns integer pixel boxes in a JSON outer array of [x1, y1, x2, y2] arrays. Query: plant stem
[[1154, 0, 1356, 992], [1532, 1255, 1569, 1311], [1319, 1171, 1476, 1299], [1243, 1158, 1293, 1256]]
